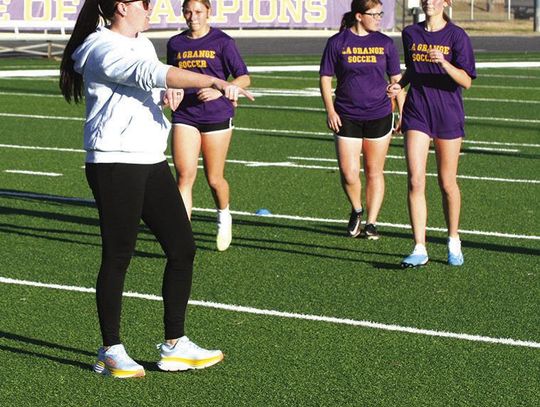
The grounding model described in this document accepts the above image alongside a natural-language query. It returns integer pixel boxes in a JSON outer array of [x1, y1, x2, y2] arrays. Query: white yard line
[[237, 105, 540, 125], [0, 142, 537, 184], [1, 276, 539, 349], [3, 62, 539, 78], [0, 190, 538, 240], [4, 170, 62, 177]]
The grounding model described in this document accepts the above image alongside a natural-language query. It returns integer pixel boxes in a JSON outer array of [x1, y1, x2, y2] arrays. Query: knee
[[408, 175, 425, 193], [207, 174, 227, 191], [364, 167, 383, 183], [340, 167, 360, 186], [167, 239, 196, 267], [438, 178, 459, 196], [177, 169, 197, 187]]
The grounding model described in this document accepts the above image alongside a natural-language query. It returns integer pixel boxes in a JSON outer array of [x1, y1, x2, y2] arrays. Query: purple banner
[[0, 0, 395, 30]]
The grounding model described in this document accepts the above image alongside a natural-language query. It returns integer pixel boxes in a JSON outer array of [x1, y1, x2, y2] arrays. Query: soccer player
[[167, 0, 250, 251], [387, 0, 476, 267], [60, 0, 252, 378], [319, 0, 404, 240]]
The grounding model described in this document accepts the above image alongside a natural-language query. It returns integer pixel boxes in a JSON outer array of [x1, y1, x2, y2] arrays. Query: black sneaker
[[347, 209, 363, 237], [362, 223, 380, 240]]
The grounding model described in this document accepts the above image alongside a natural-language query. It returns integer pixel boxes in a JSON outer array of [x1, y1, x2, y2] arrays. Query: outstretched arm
[[165, 67, 254, 101]]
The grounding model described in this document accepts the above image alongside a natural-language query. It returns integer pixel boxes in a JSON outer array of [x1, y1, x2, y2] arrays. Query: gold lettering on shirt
[[410, 43, 450, 63], [342, 46, 383, 64], [175, 49, 216, 69]]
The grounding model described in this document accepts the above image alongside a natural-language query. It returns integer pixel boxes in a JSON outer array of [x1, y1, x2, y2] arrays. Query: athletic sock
[[412, 243, 427, 255], [448, 236, 461, 255], [217, 206, 231, 223]]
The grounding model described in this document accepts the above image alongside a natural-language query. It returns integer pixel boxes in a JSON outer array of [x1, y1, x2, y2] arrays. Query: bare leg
[[433, 137, 462, 238], [362, 134, 391, 224], [200, 129, 233, 210], [171, 125, 202, 220], [405, 130, 431, 246], [334, 135, 363, 211]]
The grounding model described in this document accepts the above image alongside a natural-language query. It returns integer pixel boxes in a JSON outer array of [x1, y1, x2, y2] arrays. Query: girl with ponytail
[[320, 0, 404, 240], [60, 0, 253, 378]]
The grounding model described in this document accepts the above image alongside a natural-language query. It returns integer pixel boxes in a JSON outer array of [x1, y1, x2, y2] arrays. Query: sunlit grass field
[[0, 52, 539, 406]]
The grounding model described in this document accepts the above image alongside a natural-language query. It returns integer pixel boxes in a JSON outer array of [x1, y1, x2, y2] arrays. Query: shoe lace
[[156, 337, 203, 351]]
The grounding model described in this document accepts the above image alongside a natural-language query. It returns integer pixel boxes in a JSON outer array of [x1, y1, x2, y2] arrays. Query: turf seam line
[[1, 276, 539, 349], [0, 190, 538, 240]]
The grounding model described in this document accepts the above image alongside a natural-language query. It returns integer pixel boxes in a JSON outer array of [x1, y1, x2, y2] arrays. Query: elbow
[[462, 80, 472, 90]]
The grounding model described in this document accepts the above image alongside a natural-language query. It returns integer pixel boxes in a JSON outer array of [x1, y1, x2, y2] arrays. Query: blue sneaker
[[448, 251, 464, 266], [401, 252, 429, 268]]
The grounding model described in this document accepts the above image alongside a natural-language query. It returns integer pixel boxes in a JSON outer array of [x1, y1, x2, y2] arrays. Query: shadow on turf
[[192, 214, 540, 259], [0, 331, 93, 371], [3, 190, 538, 262]]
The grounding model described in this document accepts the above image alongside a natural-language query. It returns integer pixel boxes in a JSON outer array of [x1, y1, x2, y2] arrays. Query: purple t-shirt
[[401, 22, 476, 138], [167, 28, 249, 124], [319, 29, 401, 121]]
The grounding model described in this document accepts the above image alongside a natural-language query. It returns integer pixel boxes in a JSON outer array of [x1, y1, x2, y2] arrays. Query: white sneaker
[[156, 336, 224, 371], [216, 211, 232, 251], [93, 344, 145, 378]]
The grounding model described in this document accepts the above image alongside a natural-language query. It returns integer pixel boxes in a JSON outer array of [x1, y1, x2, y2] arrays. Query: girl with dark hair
[[387, 0, 476, 267], [319, 0, 404, 240], [167, 0, 250, 252], [60, 0, 253, 378]]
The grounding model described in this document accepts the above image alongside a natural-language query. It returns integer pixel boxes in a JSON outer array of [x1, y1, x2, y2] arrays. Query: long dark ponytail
[[340, 0, 383, 32], [59, 0, 116, 103]]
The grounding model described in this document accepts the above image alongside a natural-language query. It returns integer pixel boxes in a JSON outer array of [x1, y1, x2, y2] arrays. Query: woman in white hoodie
[[60, 0, 252, 379]]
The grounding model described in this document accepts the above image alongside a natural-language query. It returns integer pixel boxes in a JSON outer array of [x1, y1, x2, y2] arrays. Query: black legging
[[86, 161, 195, 346]]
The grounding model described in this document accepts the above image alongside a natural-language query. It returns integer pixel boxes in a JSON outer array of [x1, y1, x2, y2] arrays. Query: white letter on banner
[[278, 0, 302, 23], [24, 0, 51, 21], [213, 0, 239, 24], [0, 0, 12, 22], [253, 0, 276, 23], [305, 0, 326, 24], [55, 0, 80, 21], [149, 0, 180, 24], [239, 0, 252, 23]]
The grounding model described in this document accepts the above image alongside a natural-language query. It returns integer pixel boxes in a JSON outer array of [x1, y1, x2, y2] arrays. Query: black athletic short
[[336, 113, 393, 140], [174, 118, 233, 133]]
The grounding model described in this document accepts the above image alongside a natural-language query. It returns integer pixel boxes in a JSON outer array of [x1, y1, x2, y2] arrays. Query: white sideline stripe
[[1, 276, 539, 349], [0, 91, 59, 98], [1, 102, 539, 126], [1, 190, 538, 240], [0, 142, 537, 184], [0, 143, 85, 153], [0, 88, 540, 107], [1, 62, 540, 78], [247, 89, 540, 104], [238, 105, 540, 125], [465, 115, 540, 125], [0, 112, 84, 121], [479, 73, 540, 79], [474, 85, 540, 90], [464, 97, 540, 105], [4, 170, 62, 176]]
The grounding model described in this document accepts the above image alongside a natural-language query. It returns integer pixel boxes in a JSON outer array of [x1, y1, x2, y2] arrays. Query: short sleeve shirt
[[167, 28, 249, 124], [319, 29, 401, 121], [401, 22, 476, 138]]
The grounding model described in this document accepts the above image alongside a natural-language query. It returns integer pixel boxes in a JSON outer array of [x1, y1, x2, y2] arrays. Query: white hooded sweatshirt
[[73, 26, 171, 164]]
